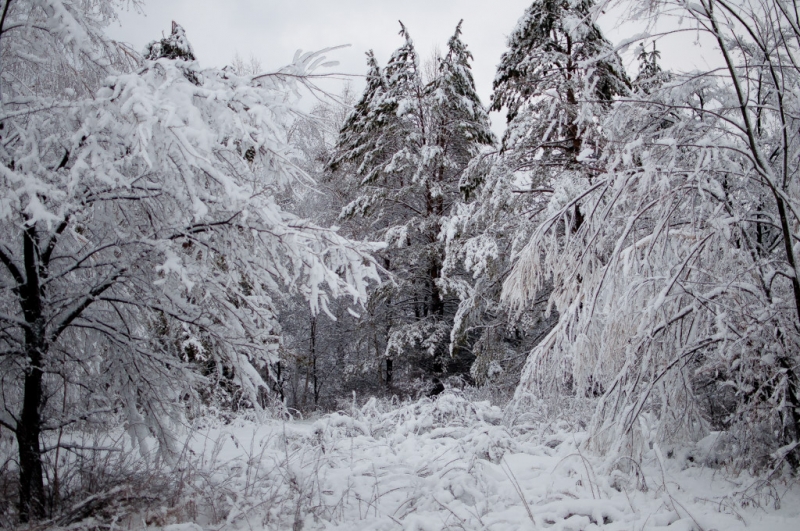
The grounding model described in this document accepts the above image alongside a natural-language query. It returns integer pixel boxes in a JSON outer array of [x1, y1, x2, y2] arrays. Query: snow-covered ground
[[146, 394, 800, 531]]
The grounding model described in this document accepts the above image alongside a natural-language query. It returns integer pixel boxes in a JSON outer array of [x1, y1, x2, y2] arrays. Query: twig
[[501, 457, 535, 524]]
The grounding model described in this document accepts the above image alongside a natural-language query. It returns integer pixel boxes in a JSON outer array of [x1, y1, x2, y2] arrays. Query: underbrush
[[2, 393, 798, 530], [0, 429, 190, 529]]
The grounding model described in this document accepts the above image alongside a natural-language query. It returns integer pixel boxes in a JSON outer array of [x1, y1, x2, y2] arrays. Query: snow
[[143, 394, 800, 530]]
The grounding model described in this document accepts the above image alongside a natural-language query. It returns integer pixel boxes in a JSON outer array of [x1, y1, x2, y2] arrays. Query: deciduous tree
[[0, 7, 379, 520]]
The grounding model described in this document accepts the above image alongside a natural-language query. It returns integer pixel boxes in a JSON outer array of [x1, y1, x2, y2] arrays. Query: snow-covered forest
[[1, 0, 800, 529]]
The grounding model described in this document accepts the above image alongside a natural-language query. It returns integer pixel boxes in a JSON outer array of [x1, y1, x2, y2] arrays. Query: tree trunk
[[310, 317, 319, 406], [17, 356, 45, 522], [18, 226, 46, 522]]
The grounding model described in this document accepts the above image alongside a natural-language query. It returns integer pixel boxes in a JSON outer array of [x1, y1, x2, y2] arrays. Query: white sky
[[109, 1, 530, 104], [107, 1, 713, 133]]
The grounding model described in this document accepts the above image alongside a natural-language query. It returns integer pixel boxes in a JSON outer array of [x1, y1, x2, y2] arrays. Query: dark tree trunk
[[17, 226, 46, 522], [17, 355, 45, 522], [273, 361, 285, 402], [310, 316, 319, 407], [428, 259, 444, 318]]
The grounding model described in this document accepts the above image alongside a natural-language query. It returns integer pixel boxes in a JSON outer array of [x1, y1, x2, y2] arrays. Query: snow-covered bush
[[51, 393, 795, 530]]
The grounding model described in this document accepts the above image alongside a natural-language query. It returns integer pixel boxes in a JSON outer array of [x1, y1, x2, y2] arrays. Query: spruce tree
[[443, 1, 629, 389], [633, 42, 668, 94], [329, 51, 387, 184], [492, 0, 629, 167], [329, 22, 493, 389], [428, 21, 496, 176], [144, 21, 196, 61]]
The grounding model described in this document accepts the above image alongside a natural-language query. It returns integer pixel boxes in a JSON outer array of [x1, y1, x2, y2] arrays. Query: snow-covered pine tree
[[329, 30, 426, 388], [418, 20, 497, 377], [492, 0, 629, 169], [442, 1, 628, 390], [144, 20, 195, 61], [633, 42, 668, 94], [329, 22, 493, 389], [329, 51, 387, 185], [0, 12, 379, 520], [427, 20, 495, 165]]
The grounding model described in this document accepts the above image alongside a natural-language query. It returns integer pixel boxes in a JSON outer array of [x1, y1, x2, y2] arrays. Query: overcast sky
[[108, 1, 534, 102], [106, 1, 711, 132]]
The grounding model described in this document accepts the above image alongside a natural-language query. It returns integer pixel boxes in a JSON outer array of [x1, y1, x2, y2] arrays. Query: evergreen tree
[[329, 51, 388, 185], [443, 1, 629, 391], [144, 21, 196, 61], [428, 21, 496, 181], [492, 0, 629, 168], [633, 42, 669, 94], [329, 23, 493, 389]]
